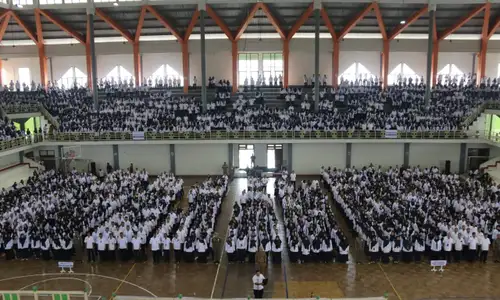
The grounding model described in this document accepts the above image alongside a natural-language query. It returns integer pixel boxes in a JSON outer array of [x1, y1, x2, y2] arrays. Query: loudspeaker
[[445, 160, 451, 174], [90, 162, 97, 175]]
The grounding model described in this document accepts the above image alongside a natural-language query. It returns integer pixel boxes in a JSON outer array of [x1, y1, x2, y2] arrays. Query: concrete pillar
[[57, 145, 63, 171], [199, 1, 207, 112], [254, 144, 267, 167], [288, 143, 293, 171], [87, 5, 99, 111], [459, 143, 467, 173], [113, 144, 119, 171], [403, 143, 410, 168], [170, 144, 176, 174], [424, 5, 436, 105], [471, 53, 476, 75], [228, 144, 234, 168], [19, 151, 24, 163], [314, 0, 321, 112], [345, 143, 352, 168]]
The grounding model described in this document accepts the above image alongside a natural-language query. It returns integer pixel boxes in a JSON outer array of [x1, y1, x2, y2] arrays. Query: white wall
[[352, 144, 404, 168], [81, 145, 114, 171], [4, 38, 500, 85], [0, 153, 20, 169], [292, 143, 345, 174], [118, 144, 170, 175], [409, 144, 461, 172], [175, 144, 228, 175]]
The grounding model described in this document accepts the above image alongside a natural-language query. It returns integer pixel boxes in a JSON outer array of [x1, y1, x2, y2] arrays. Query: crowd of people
[[226, 176, 283, 264], [0, 168, 185, 262], [321, 165, 500, 264], [1, 74, 499, 137], [281, 179, 350, 263]]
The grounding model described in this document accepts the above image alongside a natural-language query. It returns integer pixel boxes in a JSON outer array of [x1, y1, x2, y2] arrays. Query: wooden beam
[[234, 3, 260, 41], [488, 17, 500, 40], [206, 4, 234, 41], [287, 3, 314, 40], [184, 9, 200, 42], [145, 5, 183, 42], [0, 9, 10, 21], [182, 41, 189, 93], [477, 2, 490, 82], [0, 14, 11, 43], [373, 3, 387, 41], [260, 3, 286, 40], [439, 4, 486, 41], [34, 9, 44, 44], [10, 11, 37, 44], [95, 8, 134, 43], [135, 6, 146, 44], [338, 3, 375, 40], [321, 8, 336, 40], [37, 9, 85, 44], [388, 5, 428, 40]]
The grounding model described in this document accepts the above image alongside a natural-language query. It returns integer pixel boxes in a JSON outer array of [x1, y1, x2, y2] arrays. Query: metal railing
[[44, 130, 469, 142], [1, 103, 40, 114], [0, 134, 42, 152]]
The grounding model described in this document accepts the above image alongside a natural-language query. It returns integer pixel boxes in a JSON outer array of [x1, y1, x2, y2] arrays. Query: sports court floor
[[1, 176, 500, 300]]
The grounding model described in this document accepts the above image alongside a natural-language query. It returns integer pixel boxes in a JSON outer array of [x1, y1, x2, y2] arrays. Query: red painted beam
[[287, 3, 314, 40], [477, 2, 490, 83], [321, 8, 336, 40], [373, 3, 387, 41], [95, 8, 134, 43], [0, 13, 11, 43], [206, 5, 234, 41], [135, 6, 147, 44], [184, 10, 200, 42], [234, 3, 260, 41], [260, 3, 286, 40], [37, 9, 85, 44], [388, 5, 428, 40], [439, 4, 486, 41], [10, 11, 37, 44], [145, 5, 183, 42], [338, 3, 375, 40]]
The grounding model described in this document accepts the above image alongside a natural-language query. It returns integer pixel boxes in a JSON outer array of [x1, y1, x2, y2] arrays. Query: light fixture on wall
[[113, 1, 119, 6], [400, 20, 406, 24]]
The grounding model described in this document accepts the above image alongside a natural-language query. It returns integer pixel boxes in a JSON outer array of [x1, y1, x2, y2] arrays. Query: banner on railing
[[132, 132, 145, 141], [384, 130, 398, 139]]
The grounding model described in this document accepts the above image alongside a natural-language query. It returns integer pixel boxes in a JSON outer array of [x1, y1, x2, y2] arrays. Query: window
[[339, 63, 375, 84], [15, 0, 33, 5], [497, 63, 500, 78], [18, 68, 30, 86], [238, 53, 259, 86], [388, 63, 418, 85], [39, 0, 63, 4], [1, 68, 7, 85], [262, 53, 283, 83], [105, 65, 133, 83], [438, 64, 465, 83], [150, 64, 182, 86], [238, 144, 254, 169], [58, 67, 86, 88]]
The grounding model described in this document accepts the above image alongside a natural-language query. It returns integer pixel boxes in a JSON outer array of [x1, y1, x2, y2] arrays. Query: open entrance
[[238, 144, 254, 170], [267, 144, 283, 171]]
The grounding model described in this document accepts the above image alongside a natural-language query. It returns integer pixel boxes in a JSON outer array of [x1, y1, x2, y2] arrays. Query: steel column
[[113, 144, 119, 171], [314, 0, 321, 112], [346, 143, 352, 169], [200, 5, 207, 112], [459, 143, 467, 174], [170, 144, 176, 174], [88, 11, 99, 111], [288, 143, 293, 171], [424, 6, 436, 105], [403, 143, 410, 168]]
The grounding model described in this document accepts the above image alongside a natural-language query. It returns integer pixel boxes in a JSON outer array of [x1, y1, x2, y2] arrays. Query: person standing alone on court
[[252, 270, 266, 299]]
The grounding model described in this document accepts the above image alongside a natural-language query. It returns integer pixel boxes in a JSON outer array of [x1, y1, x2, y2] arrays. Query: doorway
[[467, 148, 490, 171], [267, 144, 283, 171], [238, 144, 254, 170]]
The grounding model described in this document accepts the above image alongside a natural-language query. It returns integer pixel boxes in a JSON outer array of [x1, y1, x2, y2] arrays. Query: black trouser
[[468, 249, 477, 262], [198, 251, 207, 263], [454, 250, 462, 262], [370, 251, 379, 263], [248, 252, 256, 263], [444, 251, 452, 263], [99, 250, 106, 262], [175, 250, 182, 262], [480, 250, 488, 263], [87, 249, 96, 262], [120, 249, 128, 261], [152, 250, 161, 264], [163, 250, 170, 262], [253, 289, 264, 299], [133, 250, 141, 262], [108, 250, 116, 261]]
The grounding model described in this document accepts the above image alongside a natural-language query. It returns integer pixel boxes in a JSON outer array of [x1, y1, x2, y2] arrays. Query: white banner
[[384, 130, 398, 139], [132, 131, 145, 141]]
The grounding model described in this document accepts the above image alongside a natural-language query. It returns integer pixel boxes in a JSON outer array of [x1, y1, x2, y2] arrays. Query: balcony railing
[[44, 130, 469, 142], [1, 103, 40, 114], [0, 134, 43, 152]]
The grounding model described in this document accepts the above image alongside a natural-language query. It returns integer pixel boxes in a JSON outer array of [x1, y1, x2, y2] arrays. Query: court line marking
[[377, 263, 403, 300], [0, 272, 156, 297], [18, 277, 93, 295], [110, 263, 136, 299]]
